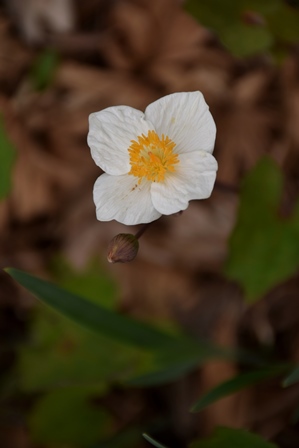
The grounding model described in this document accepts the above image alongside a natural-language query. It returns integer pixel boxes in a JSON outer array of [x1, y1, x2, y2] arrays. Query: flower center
[[128, 130, 179, 183]]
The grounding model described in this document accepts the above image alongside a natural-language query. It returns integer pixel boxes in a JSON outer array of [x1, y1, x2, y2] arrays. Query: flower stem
[[135, 223, 152, 240]]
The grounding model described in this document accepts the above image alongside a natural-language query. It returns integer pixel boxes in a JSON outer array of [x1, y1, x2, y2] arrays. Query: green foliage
[[8, 268, 276, 389], [18, 261, 129, 391], [8, 268, 237, 389], [185, 0, 299, 58], [190, 427, 278, 448], [18, 307, 146, 392], [191, 365, 290, 412], [29, 387, 113, 447], [225, 157, 299, 302], [128, 340, 237, 387], [7, 266, 290, 446], [50, 257, 117, 309], [7, 268, 180, 350], [129, 344, 267, 387], [267, 4, 299, 42], [0, 115, 16, 200], [31, 49, 60, 91], [15, 263, 146, 447], [283, 365, 299, 387], [129, 358, 201, 387]]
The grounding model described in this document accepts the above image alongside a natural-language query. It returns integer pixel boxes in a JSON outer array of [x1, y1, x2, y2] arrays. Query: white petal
[[151, 150, 217, 215], [178, 151, 218, 200], [93, 173, 161, 225], [145, 91, 216, 155], [88, 106, 152, 175]]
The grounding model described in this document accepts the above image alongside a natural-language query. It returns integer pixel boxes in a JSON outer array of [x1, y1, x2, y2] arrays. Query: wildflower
[[88, 91, 217, 225]]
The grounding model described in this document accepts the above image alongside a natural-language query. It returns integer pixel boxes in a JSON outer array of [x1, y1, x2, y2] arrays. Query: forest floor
[[1, 1, 299, 447]]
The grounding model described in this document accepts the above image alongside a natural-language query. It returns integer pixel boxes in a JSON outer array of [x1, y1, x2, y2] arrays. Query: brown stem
[[134, 223, 152, 240]]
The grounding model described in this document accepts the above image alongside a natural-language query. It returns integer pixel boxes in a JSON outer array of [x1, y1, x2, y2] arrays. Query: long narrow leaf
[[128, 358, 199, 387], [7, 269, 271, 388], [283, 365, 299, 387], [128, 344, 266, 388], [191, 365, 290, 413], [6, 268, 185, 351], [143, 433, 168, 448]]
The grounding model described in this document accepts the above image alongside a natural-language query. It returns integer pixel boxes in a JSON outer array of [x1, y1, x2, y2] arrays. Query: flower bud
[[107, 233, 139, 263]]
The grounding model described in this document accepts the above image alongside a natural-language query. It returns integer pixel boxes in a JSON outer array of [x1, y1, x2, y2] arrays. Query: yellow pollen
[[128, 130, 179, 183]]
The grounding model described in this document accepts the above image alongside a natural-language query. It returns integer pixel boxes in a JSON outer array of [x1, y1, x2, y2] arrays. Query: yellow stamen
[[128, 130, 179, 183]]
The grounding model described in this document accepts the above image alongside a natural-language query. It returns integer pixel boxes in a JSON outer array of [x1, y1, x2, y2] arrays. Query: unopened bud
[[107, 233, 139, 263]]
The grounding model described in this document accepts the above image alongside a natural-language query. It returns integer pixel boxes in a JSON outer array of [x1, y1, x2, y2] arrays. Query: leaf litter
[[1, 0, 299, 447]]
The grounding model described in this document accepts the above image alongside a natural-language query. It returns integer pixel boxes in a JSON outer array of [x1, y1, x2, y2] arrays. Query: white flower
[[88, 91, 217, 226]]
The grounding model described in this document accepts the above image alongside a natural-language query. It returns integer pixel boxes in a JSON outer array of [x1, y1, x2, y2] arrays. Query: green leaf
[[128, 342, 266, 387], [17, 262, 148, 391], [185, 0, 275, 57], [50, 256, 118, 309], [8, 269, 270, 391], [6, 268, 182, 350], [190, 426, 278, 448], [29, 386, 113, 447], [266, 3, 299, 43], [128, 339, 248, 387], [129, 358, 200, 387], [283, 365, 299, 387], [225, 157, 299, 302], [191, 365, 290, 412], [220, 23, 273, 58], [31, 49, 59, 91], [18, 306, 147, 392], [0, 115, 16, 200], [143, 433, 168, 448], [185, 0, 299, 59]]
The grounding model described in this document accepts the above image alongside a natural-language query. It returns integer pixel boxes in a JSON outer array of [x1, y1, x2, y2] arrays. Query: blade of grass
[[191, 364, 290, 413], [283, 365, 299, 387], [6, 268, 271, 387], [128, 358, 199, 387], [143, 433, 168, 448], [6, 268, 182, 351]]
